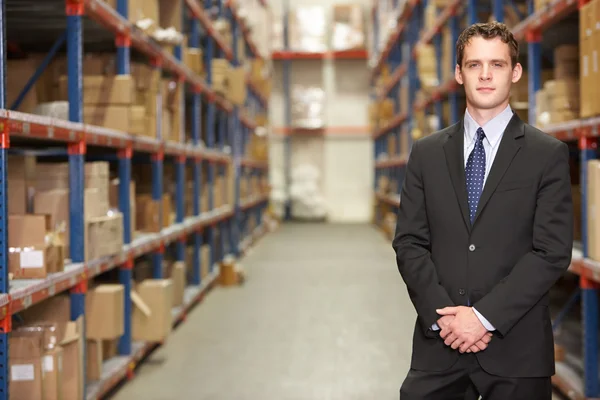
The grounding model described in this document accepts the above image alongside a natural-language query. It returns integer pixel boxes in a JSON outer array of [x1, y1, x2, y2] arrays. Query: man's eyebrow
[[463, 59, 508, 64]]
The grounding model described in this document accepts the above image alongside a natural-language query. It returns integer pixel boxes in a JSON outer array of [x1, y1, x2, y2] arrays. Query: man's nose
[[479, 65, 491, 80]]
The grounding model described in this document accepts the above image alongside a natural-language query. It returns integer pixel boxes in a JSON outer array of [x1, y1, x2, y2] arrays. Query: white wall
[[268, 0, 373, 223]]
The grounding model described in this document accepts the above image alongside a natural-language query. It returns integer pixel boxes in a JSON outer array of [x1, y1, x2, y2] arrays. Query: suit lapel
[[472, 113, 524, 225], [443, 121, 471, 232]]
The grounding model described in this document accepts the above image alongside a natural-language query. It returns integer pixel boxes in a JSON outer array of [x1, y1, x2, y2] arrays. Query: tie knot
[[476, 127, 486, 142]]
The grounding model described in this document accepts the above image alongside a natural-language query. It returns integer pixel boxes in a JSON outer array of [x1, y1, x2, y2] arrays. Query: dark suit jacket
[[392, 113, 573, 378]]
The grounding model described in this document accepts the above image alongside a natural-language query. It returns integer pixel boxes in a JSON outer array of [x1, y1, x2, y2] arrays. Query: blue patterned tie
[[465, 127, 486, 224]]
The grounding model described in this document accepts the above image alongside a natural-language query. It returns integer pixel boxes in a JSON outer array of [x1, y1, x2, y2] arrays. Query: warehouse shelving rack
[[0, 0, 273, 398], [275, 0, 370, 220], [371, 0, 599, 398]]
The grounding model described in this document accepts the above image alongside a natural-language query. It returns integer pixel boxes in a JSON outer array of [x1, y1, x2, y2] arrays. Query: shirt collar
[[464, 104, 513, 148]]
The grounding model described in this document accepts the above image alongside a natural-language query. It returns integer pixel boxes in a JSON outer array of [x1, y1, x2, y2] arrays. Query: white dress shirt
[[431, 104, 514, 333]]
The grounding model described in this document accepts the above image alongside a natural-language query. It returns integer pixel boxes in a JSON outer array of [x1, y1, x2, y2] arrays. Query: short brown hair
[[456, 22, 519, 68]]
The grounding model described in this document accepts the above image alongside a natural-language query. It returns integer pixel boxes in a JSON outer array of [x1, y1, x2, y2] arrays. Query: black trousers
[[399, 353, 552, 400]]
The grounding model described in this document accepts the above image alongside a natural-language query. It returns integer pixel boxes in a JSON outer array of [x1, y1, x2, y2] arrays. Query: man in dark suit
[[393, 22, 573, 399]]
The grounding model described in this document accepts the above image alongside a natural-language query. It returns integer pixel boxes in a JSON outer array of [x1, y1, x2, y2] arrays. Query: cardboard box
[[219, 258, 238, 286], [170, 261, 186, 307], [201, 244, 210, 278], [84, 105, 131, 132], [86, 340, 103, 381], [9, 334, 44, 400], [86, 212, 124, 261], [105, 0, 159, 27], [163, 194, 173, 227], [589, 160, 600, 260], [132, 279, 173, 342], [136, 195, 161, 233], [60, 317, 84, 400], [212, 59, 229, 94], [109, 179, 136, 239], [85, 284, 125, 340], [8, 176, 27, 215], [185, 48, 203, 76], [43, 346, 64, 400], [102, 339, 118, 361], [226, 66, 247, 106], [58, 75, 133, 105], [8, 215, 50, 279], [131, 62, 161, 91]]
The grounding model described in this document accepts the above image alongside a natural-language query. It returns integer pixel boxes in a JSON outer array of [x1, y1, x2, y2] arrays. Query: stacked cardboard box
[[379, 99, 395, 126], [132, 279, 174, 342], [85, 284, 125, 381], [57, 75, 134, 133], [104, 0, 160, 33], [8, 155, 33, 215], [554, 45, 579, 80], [331, 4, 365, 51], [17, 296, 85, 400], [226, 67, 247, 106], [32, 161, 123, 262], [588, 160, 600, 261], [541, 79, 579, 124], [162, 78, 183, 142], [415, 45, 439, 92], [580, 1, 597, 118], [534, 0, 550, 11], [287, 6, 328, 52], [441, 28, 454, 82], [131, 62, 161, 138], [8, 215, 65, 280], [109, 179, 136, 240], [168, 262, 187, 307]]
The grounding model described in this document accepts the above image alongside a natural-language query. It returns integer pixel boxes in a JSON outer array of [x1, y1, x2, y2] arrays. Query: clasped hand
[[436, 306, 491, 353]]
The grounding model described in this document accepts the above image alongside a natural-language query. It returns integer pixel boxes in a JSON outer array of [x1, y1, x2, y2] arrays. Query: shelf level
[[6, 207, 234, 317], [511, 0, 578, 41]]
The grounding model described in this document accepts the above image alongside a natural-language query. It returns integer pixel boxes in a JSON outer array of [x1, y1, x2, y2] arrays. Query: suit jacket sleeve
[[473, 141, 573, 337], [392, 139, 455, 336]]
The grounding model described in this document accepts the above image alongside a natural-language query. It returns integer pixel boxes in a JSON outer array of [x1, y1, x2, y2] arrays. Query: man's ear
[[455, 64, 464, 86], [511, 62, 523, 83]]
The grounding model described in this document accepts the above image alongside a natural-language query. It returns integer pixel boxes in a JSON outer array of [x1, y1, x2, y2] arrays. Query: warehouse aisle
[[110, 223, 415, 400]]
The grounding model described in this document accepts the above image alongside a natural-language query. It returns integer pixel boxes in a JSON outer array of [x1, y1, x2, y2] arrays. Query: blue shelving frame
[[0, 0, 272, 398], [371, 0, 599, 398]]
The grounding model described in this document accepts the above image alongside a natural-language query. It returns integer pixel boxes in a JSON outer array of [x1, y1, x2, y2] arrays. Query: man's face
[[455, 36, 522, 112]]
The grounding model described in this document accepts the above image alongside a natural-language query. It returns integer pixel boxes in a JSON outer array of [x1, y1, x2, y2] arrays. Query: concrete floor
[[110, 223, 564, 400]]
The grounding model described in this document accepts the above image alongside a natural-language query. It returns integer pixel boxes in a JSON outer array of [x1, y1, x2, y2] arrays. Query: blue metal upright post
[[0, 1, 8, 397], [433, 28, 443, 124], [152, 151, 164, 278], [580, 136, 599, 397], [406, 5, 419, 151], [176, 155, 185, 263], [204, 0, 217, 270], [492, 0, 504, 22], [468, 0, 478, 24], [174, 1, 186, 265], [115, 0, 133, 357], [190, 16, 203, 285], [283, 0, 292, 220], [527, 30, 541, 127], [230, 7, 241, 257], [449, 14, 459, 124], [66, 0, 87, 393], [117, 147, 133, 356]]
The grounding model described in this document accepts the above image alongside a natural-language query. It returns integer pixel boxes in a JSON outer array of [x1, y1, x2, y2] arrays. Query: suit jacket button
[[469, 244, 476, 251], [459, 288, 466, 295]]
